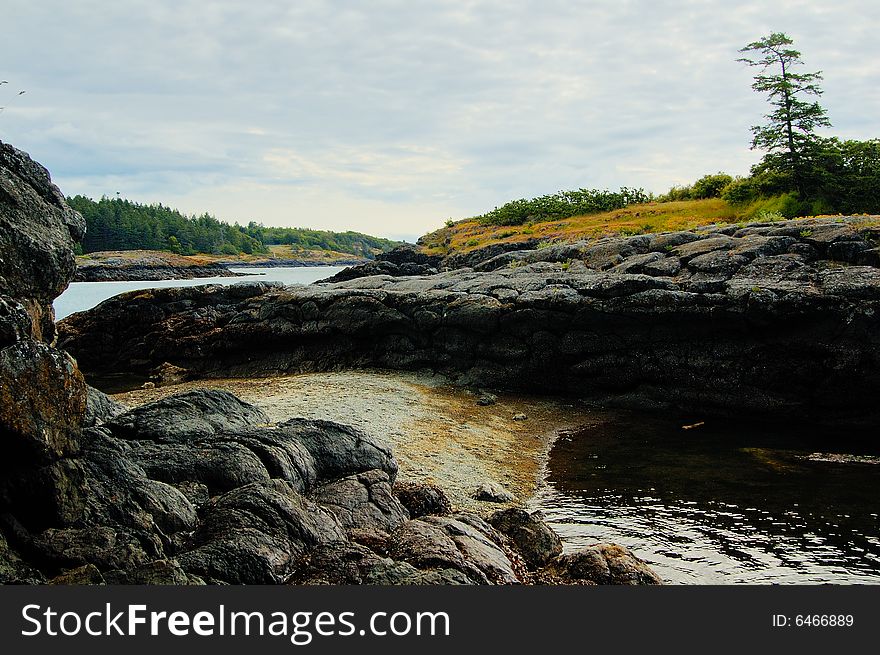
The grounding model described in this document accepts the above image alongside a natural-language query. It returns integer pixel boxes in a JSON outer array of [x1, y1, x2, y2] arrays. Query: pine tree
[[738, 32, 831, 195]]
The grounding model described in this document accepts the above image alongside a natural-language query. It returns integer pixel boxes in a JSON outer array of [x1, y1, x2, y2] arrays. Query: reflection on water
[[532, 412, 880, 584]]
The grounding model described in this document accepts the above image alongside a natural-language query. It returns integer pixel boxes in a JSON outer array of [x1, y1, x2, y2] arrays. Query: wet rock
[[107, 389, 270, 443], [473, 482, 516, 503], [393, 481, 452, 518], [543, 544, 663, 585], [488, 508, 563, 569]]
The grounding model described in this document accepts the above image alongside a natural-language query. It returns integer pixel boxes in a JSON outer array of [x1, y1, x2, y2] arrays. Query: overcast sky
[[2, 0, 878, 241]]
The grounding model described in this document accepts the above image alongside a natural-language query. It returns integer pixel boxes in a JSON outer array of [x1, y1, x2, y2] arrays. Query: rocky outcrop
[[320, 244, 441, 282], [1, 140, 85, 341], [60, 217, 880, 429], [74, 251, 245, 282]]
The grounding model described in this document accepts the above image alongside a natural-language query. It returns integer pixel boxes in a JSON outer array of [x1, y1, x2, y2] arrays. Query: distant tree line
[[67, 195, 400, 257], [472, 187, 652, 226]]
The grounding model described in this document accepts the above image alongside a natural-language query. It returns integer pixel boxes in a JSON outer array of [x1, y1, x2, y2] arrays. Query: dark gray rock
[[488, 508, 563, 569], [393, 481, 452, 518], [312, 469, 410, 538], [0, 339, 85, 463], [59, 219, 880, 429], [289, 541, 420, 585], [473, 482, 516, 503], [0, 141, 85, 341], [33, 526, 154, 572], [276, 418, 398, 484], [49, 564, 106, 585], [84, 385, 126, 427], [388, 515, 520, 584], [127, 439, 272, 494], [177, 480, 346, 584], [107, 389, 270, 443], [0, 531, 45, 584], [289, 541, 479, 585]]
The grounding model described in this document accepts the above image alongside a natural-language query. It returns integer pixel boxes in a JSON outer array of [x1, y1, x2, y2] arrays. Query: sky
[[2, 0, 878, 242]]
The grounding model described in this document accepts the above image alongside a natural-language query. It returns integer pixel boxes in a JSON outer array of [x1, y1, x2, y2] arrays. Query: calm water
[[532, 411, 880, 584], [53, 266, 345, 319]]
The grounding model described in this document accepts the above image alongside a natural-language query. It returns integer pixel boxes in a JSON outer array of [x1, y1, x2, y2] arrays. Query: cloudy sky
[[3, 1, 878, 241]]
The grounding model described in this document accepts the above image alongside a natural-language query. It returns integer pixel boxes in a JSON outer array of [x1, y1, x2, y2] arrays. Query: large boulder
[[488, 508, 563, 569], [0, 140, 85, 341], [107, 389, 270, 442], [387, 514, 520, 584], [541, 544, 663, 585], [176, 480, 347, 584]]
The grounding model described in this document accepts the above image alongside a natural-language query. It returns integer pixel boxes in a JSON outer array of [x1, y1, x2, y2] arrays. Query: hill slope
[[419, 199, 746, 256]]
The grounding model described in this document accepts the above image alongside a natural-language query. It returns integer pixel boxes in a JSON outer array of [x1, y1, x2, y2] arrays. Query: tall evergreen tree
[[738, 32, 831, 195]]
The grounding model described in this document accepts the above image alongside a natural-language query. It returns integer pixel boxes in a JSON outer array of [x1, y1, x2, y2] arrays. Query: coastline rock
[[312, 469, 410, 538], [60, 216, 880, 429], [387, 514, 520, 584], [488, 508, 563, 569], [542, 544, 664, 585], [176, 480, 347, 584], [73, 250, 245, 282], [106, 389, 270, 442], [0, 141, 85, 340], [320, 245, 441, 283], [473, 482, 516, 503], [393, 481, 452, 518]]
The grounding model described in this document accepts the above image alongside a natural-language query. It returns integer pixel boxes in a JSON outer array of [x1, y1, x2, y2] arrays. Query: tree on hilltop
[[738, 32, 831, 196]]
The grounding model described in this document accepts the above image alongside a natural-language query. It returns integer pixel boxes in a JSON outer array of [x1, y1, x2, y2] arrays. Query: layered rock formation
[[61, 217, 880, 429], [2, 142, 659, 585]]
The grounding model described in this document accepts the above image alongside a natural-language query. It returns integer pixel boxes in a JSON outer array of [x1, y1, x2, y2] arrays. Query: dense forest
[[67, 195, 400, 257]]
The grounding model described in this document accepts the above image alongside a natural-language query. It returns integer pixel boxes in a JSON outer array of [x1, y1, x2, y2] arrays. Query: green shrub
[[692, 173, 734, 199], [475, 187, 651, 226]]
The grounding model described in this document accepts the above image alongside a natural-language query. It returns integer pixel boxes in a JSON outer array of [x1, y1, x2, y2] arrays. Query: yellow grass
[[421, 199, 746, 255]]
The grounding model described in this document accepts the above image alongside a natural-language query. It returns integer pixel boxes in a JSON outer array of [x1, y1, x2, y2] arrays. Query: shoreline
[[74, 250, 367, 282], [113, 369, 598, 514]]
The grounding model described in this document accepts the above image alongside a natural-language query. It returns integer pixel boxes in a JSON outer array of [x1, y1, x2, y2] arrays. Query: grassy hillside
[[420, 198, 748, 255]]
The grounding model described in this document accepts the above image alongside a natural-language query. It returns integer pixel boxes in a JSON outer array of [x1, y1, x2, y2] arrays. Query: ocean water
[[533, 410, 880, 584], [53, 266, 345, 320]]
